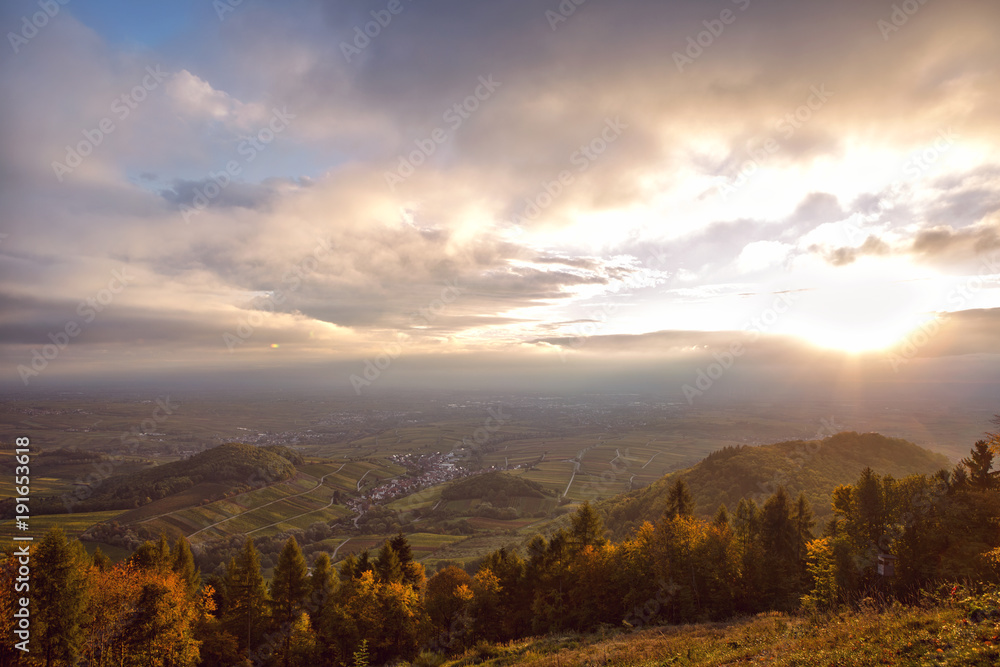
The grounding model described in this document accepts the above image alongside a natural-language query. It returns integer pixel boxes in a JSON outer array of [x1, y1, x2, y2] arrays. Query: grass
[[425, 590, 1000, 666]]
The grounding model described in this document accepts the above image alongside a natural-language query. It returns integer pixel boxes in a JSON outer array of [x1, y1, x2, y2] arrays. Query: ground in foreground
[[429, 590, 1000, 666]]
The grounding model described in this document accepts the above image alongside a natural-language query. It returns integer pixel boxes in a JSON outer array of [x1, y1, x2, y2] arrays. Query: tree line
[[3, 436, 999, 666]]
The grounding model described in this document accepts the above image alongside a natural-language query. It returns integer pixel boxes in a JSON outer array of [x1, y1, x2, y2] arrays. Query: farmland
[[0, 389, 987, 569]]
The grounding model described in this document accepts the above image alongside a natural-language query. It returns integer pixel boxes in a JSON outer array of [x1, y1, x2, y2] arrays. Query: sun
[[775, 268, 940, 354], [784, 314, 934, 354]]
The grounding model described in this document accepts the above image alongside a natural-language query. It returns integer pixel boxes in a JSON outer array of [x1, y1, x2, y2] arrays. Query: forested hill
[[603, 431, 951, 536], [13, 443, 300, 517]]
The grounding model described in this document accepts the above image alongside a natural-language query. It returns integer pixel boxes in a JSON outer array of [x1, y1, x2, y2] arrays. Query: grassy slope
[[436, 592, 1000, 666]]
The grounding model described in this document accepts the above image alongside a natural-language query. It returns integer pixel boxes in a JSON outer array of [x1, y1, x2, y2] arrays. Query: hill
[[16, 442, 298, 516], [428, 587, 1000, 667], [441, 472, 549, 502], [603, 431, 951, 535]]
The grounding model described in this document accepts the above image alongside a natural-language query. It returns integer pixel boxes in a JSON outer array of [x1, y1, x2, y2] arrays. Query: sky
[[2, 0, 1000, 398]]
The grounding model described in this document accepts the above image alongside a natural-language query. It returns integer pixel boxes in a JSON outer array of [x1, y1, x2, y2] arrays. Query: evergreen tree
[[666, 479, 694, 518], [308, 552, 340, 663], [374, 541, 403, 584], [269, 537, 311, 667], [714, 504, 731, 528], [962, 440, 998, 491], [309, 553, 337, 620], [760, 487, 799, 609], [793, 493, 815, 564], [172, 535, 201, 598], [570, 501, 607, 549], [34, 526, 90, 667], [130, 535, 172, 573], [390, 533, 423, 588], [223, 538, 269, 655]]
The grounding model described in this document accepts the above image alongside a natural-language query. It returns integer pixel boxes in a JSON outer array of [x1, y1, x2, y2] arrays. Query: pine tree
[[570, 501, 607, 549], [270, 537, 311, 667], [962, 440, 998, 491], [34, 526, 90, 667], [390, 533, 423, 587], [309, 552, 338, 621], [666, 479, 694, 518], [714, 504, 731, 528], [172, 535, 201, 598], [760, 487, 799, 610], [374, 541, 403, 584], [793, 493, 815, 564], [223, 538, 269, 655], [130, 535, 172, 573], [309, 552, 340, 664]]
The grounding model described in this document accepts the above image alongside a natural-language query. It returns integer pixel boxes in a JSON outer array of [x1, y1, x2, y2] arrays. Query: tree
[[129, 535, 171, 573], [570, 501, 607, 549], [374, 541, 403, 584], [308, 553, 340, 664], [714, 504, 731, 528], [92, 547, 111, 572], [793, 493, 815, 565], [120, 573, 202, 666], [760, 487, 799, 610], [665, 479, 694, 518], [34, 526, 90, 667], [269, 537, 311, 667], [223, 538, 269, 656], [801, 537, 838, 612], [172, 536, 201, 598], [961, 440, 998, 491], [425, 566, 473, 643], [390, 533, 425, 589]]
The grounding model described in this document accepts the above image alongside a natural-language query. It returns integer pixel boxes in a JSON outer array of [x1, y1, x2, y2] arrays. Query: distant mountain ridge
[[602, 431, 952, 536]]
